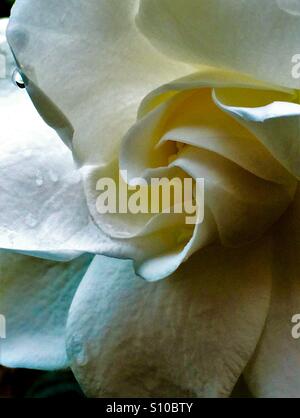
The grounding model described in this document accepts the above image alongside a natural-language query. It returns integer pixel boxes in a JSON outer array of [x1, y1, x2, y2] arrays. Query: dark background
[[0, 0, 14, 17]]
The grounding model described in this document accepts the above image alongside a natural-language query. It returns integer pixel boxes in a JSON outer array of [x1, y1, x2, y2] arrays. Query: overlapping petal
[[7, 3, 300, 282], [0, 21, 121, 262], [0, 60, 88, 260], [7, 0, 193, 165], [70, 69, 300, 279], [102, 71, 296, 279], [137, 0, 300, 88], [213, 88, 300, 178], [0, 252, 92, 370], [3, 1, 300, 399], [66, 240, 271, 397], [244, 188, 300, 398]]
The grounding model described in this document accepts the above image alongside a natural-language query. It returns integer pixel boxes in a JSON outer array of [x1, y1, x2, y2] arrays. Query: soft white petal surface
[[0, 31, 176, 274], [137, 0, 300, 88], [7, 6, 300, 281], [0, 252, 92, 370], [0, 71, 90, 259], [244, 188, 300, 398], [66, 241, 272, 398], [6, 1, 210, 279], [7, 0, 193, 165], [0, 19, 15, 94], [0, 21, 125, 262]]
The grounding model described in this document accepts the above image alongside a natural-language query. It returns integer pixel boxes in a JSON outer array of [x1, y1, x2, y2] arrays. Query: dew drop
[[76, 349, 89, 367], [12, 68, 25, 89], [70, 337, 89, 367], [49, 170, 59, 183], [35, 170, 44, 187]]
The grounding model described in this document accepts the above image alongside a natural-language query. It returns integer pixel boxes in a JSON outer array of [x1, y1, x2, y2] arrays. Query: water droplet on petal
[[70, 337, 89, 367], [76, 349, 89, 367], [49, 170, 59, 183], [12, 68, 25, 89], [35, 170, 44, 187]]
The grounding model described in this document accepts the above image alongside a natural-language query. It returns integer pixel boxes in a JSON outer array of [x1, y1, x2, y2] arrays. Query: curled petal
[[89, 72, 295, 279], [213, 88, 300, 179]]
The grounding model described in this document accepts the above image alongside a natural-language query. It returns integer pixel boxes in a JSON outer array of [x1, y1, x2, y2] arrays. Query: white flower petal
[[244, 188, 300, 398], [0, 66, 194, 280], [213, 88, 300, 179], [0, 85, 147, 267], [6, 3, 204, 279], [8, 0, 193, 165], [112, 73, 296, 279], [137, 0, 300, 88], [0, 70, 89, 259], [0, 252, 92, 370], [173, 146, 294, 247], [66, 241, 271, 398], [0, 19, 16, 94], [123, 76, 294, 185]]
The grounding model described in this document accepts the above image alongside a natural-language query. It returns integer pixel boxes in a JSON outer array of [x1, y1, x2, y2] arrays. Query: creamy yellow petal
[[138, 0, 300, 88]]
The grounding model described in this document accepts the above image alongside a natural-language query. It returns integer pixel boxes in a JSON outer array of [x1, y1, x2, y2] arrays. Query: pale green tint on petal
[[66, 241, 271, 398], [137, 0, 300, 88], [0, 253, 93, 370], [245, 187, 300, 398]]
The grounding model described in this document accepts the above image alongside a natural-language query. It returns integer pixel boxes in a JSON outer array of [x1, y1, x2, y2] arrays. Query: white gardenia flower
[[1, 0, 300, 397]]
